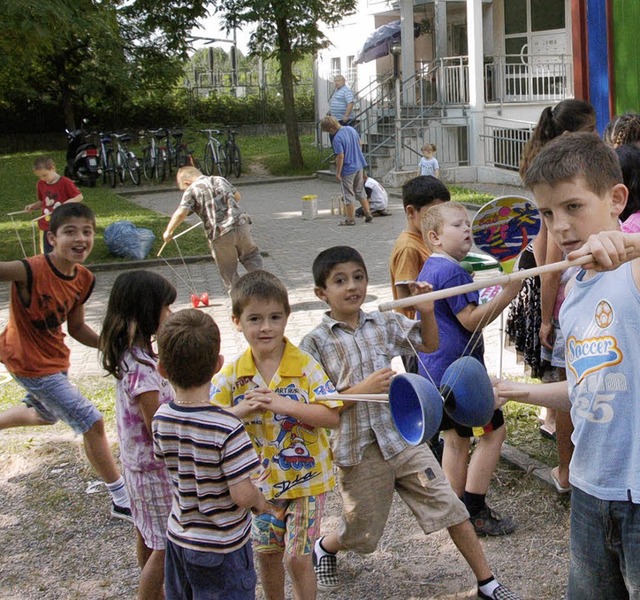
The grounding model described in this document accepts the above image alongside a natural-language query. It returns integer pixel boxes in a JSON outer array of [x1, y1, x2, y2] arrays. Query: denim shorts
[[12, 372, 102, 434], [165, 539, 256, 600], [568, 486, 640, 599]]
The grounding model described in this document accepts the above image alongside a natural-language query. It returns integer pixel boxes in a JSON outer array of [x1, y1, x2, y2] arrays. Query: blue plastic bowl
[[440, 356, 494, 427], [389, 373, 443, 445]]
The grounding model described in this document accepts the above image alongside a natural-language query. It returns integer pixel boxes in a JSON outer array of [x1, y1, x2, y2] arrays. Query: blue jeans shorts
[[165, 539, 256, 600], [568, 486, 640, 599], [12, 372, 102, 434]]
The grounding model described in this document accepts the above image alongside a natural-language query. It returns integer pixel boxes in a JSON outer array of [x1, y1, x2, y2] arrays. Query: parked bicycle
[[224, 126, 242, 178], [199, 128, 228, 177], [140, 128, 168, 183], [109, 132, 141, 187], [89, 131, 114, 186], [165, 129, 200, 174]]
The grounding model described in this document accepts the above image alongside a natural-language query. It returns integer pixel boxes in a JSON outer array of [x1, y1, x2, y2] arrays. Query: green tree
[[214, 0, 357, 168]]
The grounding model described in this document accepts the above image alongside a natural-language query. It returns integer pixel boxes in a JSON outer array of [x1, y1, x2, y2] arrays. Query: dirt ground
[[0, 419, 570, 600]]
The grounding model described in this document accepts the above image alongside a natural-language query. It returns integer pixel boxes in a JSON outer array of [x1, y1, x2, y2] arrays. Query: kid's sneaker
[[478, 584, 522, 599], [312, 537, 339, 591], [110, 502, 134, 523]]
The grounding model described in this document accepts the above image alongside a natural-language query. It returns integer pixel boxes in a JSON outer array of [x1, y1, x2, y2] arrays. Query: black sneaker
[[478, 584, 522, 599], [110, 502, 134, 523], [313, 538, 339, 591], [471, 506, 516, 537], [364, 213, 373, 223]]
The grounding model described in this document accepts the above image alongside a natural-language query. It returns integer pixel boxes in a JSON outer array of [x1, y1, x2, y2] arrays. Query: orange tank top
[[0, 254, 95, 377]]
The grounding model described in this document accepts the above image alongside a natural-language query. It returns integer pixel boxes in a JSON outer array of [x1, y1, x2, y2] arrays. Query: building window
[[346, 56, 357, 89], [331, 58, 342, 78]]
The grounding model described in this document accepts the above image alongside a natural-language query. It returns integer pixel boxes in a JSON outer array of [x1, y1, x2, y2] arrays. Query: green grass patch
[[449, 185, 492, 206], [0, 151, 209, 263]]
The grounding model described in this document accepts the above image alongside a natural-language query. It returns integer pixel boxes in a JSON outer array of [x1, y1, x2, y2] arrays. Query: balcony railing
[[481, 116, 535, 171], [486, 55, 574, 104]]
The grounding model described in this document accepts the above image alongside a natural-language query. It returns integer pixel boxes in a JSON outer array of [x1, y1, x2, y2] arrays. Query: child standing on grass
[[497, 132, 640, 598], [153, 309, 271, 599], [418, 203, 521, 536], [416, 143, 440, 178], [0, 203, 131, 521], [300, 246, 521, 600], [211, 270, 342, 600], [100, 270, 177, 600], [26, 156, 83, 254]]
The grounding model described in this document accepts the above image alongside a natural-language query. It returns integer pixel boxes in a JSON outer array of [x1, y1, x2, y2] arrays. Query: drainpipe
[[391, 43, 403, 170]]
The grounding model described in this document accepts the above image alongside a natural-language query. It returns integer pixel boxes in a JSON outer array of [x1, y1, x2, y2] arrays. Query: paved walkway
[[0, 177, 530, 379]]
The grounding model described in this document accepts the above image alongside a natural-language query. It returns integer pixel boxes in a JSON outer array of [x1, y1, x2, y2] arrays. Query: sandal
[[338, 219, 356, 226]]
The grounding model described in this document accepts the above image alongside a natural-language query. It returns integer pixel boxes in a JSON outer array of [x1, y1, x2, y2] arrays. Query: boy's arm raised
[[0, 261, 28, 283], [456, 280, 522, 333], [66, 304, 99, 348], [567, 231, 640, 271]]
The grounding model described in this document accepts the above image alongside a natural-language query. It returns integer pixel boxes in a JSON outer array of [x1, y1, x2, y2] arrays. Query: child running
[[210, 270, 342, 600], [418, 203, 521, 535], [26, 156, 83, 254], [100, 270, 177, 599], [0, 203, 131, 520], [497, 132, 640, 598], [300, 246, 521, 600], [153, 309, 271, 600]]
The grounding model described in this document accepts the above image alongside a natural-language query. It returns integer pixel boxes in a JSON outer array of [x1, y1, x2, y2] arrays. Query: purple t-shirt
[[416, 254, 484, 386]]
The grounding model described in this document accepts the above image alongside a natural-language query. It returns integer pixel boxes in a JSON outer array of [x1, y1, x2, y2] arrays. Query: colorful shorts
[[252, 494, 326, 556]]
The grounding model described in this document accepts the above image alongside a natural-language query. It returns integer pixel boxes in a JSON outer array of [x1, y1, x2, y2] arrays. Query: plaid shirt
[[179, 175, 249, 242], [299, 310, 423, 467]]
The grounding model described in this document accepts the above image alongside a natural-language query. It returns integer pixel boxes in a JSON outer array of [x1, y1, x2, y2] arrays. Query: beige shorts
[[336, 443, 469, 554]]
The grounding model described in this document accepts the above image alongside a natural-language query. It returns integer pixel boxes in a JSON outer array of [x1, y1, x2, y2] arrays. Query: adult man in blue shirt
[[320, 116, 372, 226], [329, 75, 354, 125]]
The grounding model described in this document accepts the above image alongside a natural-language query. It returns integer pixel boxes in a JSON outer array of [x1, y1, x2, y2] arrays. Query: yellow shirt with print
[[210, 339, 341, 501]]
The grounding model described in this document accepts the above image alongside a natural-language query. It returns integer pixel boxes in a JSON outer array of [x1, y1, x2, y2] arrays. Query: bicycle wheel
[[203, 143, 214, 176], [127, 152, 141, 185], [215, 145, 228, 177], [231, 144, 242, 178], [142, 147, 153, 181], [117, 151, 126, 184], [106, 151, 117, 188], [165, 148, 173, 178], [176, 145, 188, 168]]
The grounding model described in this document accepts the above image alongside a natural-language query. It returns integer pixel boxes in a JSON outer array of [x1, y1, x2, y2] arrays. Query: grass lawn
[[0, 133, 491, 263]]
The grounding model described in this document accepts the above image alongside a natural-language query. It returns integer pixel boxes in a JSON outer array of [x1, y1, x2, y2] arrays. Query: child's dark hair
[[615, 143, 640, 222], [33, 156, 55, 171], [402, 176, 451, 210], [524, 132, 622, 196], [157, 309, 221, 389], [49, 203, 96, 234], [231, 270, 291, 318], [520, 99, 595, 179], [603, 113, 640, 148], [100, 271, 177, 379], [312, 246, 368, 288]]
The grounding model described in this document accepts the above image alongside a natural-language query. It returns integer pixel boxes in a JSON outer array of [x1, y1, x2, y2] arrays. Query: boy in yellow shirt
[[211, 270, 341, 600]]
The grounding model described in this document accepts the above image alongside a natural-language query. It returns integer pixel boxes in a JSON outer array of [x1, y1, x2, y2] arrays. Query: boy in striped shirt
[[153, 309, 271, 600]]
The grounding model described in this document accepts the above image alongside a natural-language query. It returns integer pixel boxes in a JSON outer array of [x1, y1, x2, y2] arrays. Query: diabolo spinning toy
[[156, 221, 210, 308]]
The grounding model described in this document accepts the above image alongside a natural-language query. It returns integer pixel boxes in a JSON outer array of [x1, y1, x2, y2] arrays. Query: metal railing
[[481, 116, 535, 171], [485, 55, 574, 104], [417, 57, 469, 106]]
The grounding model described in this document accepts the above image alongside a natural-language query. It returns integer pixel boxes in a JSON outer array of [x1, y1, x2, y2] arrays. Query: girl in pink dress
[[100, 270, 177, 599]]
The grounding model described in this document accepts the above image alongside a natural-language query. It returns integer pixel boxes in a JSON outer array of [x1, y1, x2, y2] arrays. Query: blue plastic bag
[[103, 221, 155, 261]]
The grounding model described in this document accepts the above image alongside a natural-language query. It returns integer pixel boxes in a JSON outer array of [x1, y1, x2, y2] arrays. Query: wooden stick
[[316, 393, 389, 403], [7, 210, 29, 216], [157, 221, 203, 257], [30, 213, 48, 222], [379, 254, 594, 312]]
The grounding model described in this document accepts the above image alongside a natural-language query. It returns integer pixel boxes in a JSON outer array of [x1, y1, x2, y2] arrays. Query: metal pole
[[395, 76, 402, 170]]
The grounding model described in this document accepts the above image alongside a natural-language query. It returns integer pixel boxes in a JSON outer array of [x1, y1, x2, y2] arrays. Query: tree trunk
[[276, 18, 304, 169]]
